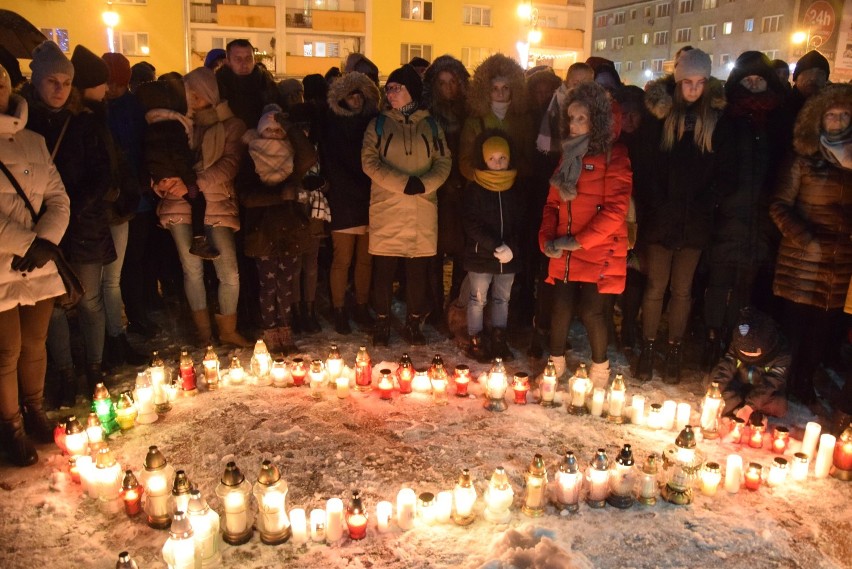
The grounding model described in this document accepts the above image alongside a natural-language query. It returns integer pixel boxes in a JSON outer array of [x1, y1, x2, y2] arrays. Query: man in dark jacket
[[216, 39, 280, 130]]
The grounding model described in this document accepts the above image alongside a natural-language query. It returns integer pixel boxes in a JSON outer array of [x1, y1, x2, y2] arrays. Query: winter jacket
[[144, 119, 197, 186], [0, 96, 70, 312], [154, 103, 245, 231], [462, 178, 523, 274], [319, 72, 379, 231], [632, 75, 735, 250], [361, 108, 452, 258], [216, 65, 280, 129], [25, 89, 116, 265], [538, 144, 633, 294]]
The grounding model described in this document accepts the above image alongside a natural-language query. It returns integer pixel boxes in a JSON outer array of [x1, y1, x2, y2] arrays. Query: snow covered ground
[[1, 316, 850, 569]]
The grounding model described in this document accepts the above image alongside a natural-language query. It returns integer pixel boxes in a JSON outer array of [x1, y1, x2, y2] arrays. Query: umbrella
[[0, 9, 48, 59]]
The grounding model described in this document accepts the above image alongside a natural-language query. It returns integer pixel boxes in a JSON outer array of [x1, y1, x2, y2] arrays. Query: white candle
[[590, 388, 605, 416], [376, 501, 393, 533], [701, 464, 722, 496], [396, 488, 416, 530], [77, 456, 96, 498], [801, 422, 822, 463], [555, 471, 582, 505], [791, 453, 809, 482], [261, 492, 287, 535], [336, 377, 350, 399], [725, 454, 743, 494], [325, 498, 344, 542], [224, 492, 248, 534], [699, 396, 722, 432], [435, 491, 452, 524], [587, 468, 609, 502], [767, 458, 788, 487], [146, 476, 170, 517], [631, 395, 646, 426], [289, 508, 308, 543], [662, 400, 677, 431], [609, 389, 625, 419], [647, 404, 663, 430], [814, 434, 836, 478], [310, 509, 326, 542], [571, 378, 589, 407], [676, 403, 691, 432]]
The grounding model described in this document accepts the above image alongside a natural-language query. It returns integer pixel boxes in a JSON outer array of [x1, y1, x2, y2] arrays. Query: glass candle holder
[[521, 454, 548, 517], [431, 365, 449, 405], [417, 492, 436, 525], [453, 469, 477, 525], [791, 452, 809, 482], [512, 373, 529, 405], [772, 426, 790, 454], [202, 345, 220, 390], [699, 382, 724, 439], [397, 354, 414, 394], [607, 374, 627, 423], [586, 449, 610, 508], [376, 501, 393, 533], [637, 454, 660, 505], [354, 346, 372, 391], [767, 457, 788, 487], [454, 365, 471, 397], [728, 417, 745, 444], [700, 462, 722, 496], [647, 403, 663, 430], [271, 358, 289, 388], [227, 356, 245, 386], [554, 451, 583, 512], [833, 423, 852, 480], [309, 359, 325, 399], [590, 388, 605, 417], [346, 491, 368, 540], [378, 369, 394, 401], [326, 344, 344, 382], [290, 357, 306, 387], [483, 467, 514, 524], [115, 392, 137, 431], [336, 375, 350, 399], [539, 358, 558, 407], [748, 418, 766, 449], [744, 462, 763, 491], [178, 349, 198, 393]]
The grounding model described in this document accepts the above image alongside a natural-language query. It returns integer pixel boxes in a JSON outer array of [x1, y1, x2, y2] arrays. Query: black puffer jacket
[[319, 72, 380, 231], [633, 75, 735, 250], [216, 65, 280, 129], [25, 89, 116, 264], [462, 178, 523, 274]]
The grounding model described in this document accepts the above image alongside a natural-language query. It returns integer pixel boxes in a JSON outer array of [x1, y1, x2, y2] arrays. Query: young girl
[[463, 131, 523, 362]]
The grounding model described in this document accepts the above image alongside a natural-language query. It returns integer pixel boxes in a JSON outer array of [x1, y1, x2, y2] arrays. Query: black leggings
[[372, 255, 431, 317], [549, 280, 612, 363]]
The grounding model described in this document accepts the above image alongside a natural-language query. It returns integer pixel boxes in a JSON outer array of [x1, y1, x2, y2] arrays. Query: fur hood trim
[[422, 55, 470, 109], [327, 72, 380, 118], [467, 53, 527, 118], [644, 74, 726, 120], [565, 81, 615, 155], [794, 83, 852, 157]]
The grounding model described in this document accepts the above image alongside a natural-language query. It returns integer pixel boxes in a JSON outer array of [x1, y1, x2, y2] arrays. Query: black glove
[[403, 176, 426, 195], [11, 238, 57, 273]]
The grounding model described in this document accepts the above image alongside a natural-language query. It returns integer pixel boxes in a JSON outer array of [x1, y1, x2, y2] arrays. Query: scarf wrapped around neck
[[549, 133, 589, 201], [191, 101, 234, 171], [820, 124, 852, 171], [491, 100, 509, 121], [473, 168, 517, 192]]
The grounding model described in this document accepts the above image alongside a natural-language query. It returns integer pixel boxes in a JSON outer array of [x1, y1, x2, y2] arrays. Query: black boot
[[189, 235, 220, 259], [492, 327, 514, 362], [353, 304, 375, 331], [701, 328, 724, 371], [373, 315, 390, 347], [663, 341, 683, 384], [102, 333, 123, 370], [22, 399, 56, 444], [403, 314, 426, 346], [333, 307, 352, 335], [636, 339, 656, 382], [466, 334, 490, 363], [1, 413, 38, 467], [302, 302, 322, 334], [58, 367, 77, 409]]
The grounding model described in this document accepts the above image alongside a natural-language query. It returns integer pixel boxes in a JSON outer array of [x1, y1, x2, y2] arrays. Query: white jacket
[[0, 96, 70, 312]]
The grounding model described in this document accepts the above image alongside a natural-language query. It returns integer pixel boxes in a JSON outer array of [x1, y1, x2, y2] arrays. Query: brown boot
[[215, 313, 252, 348], [276, 326, 298, 355], [1, 412, 38, 467], [191, 309, 213, 346]]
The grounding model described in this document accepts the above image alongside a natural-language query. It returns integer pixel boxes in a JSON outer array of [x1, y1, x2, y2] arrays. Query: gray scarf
[[550, 134, 590, 201], [820, 125, 852, 171]]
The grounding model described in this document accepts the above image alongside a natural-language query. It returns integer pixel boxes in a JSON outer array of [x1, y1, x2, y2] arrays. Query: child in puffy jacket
[[136, 78, 218, 259]]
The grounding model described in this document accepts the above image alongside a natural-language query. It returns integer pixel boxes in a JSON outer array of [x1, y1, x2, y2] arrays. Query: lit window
[[642, 33, 650, 44], [118, 32, 149, 56], [401, 43, 432, 64], [613, 37, 624, 50], [463, 6, 491, 26], [40, 28, 71, 52], [744, 18, 754, 32], [702, 0, 717, 9], [595, 39, 607, 51], [723, 21, 732, 35], [402, 0, 433, 21]]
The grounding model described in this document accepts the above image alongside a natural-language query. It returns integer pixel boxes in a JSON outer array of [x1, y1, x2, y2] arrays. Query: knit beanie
[[183, 67, 220, 106], [102, 52, 131, 87], [386, 64, 422, 103], [135, 79, 185, 113], [204, 48, 226, 70], [482, 135, 510, 162], [793, 50, 830, 81], [71, 45, 109, 90], [29, 41, 74, 86], [730, 307, 780, 363], [674, 48, 711, 82]]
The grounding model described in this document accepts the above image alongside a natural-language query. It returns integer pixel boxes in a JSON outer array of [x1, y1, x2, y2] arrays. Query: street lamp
[[516, 1, 540, 69], [102, 2, 119, 54]]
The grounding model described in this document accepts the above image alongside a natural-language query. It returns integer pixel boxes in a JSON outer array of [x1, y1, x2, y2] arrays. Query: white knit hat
[[674, 49, 711, 82]]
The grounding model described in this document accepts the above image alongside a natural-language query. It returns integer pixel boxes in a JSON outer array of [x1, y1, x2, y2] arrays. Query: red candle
[[397, 371, 413, 394], [347, 513, 367, 539], [454, 365, 470, 397], [834, 435, 852, 471], [54, 421, 67, 454], [772, 426, 790, 454], [378, 372, 393, 401], [749, 426, 765, 449], [291, 358, 306, 387], [512, 373, 529, 405], [744, 463, 762, 491], [123, 488, 142, 516], [179, 365, 196, 392]]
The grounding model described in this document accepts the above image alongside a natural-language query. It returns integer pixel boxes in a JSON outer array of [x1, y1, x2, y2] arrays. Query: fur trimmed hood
[[644, 74, 726, 120], [326, 71, 380, 118], [564, 81, 616, 155], [467, 53, 527, 119], [422, 55, 469, 109], [794, 83, 852, 157]]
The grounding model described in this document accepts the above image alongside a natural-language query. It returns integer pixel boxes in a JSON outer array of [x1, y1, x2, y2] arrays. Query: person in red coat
[[539, 81, 632, 387]]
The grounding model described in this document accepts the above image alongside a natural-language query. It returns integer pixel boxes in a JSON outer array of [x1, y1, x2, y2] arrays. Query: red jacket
[[538, 143, 632, 294]]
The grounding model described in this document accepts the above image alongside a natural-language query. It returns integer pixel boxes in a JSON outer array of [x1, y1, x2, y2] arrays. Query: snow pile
[[471, 525, 592, 569]]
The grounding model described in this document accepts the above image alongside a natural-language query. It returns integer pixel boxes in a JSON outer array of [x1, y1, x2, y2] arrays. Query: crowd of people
[[1, 38, 851, 468]]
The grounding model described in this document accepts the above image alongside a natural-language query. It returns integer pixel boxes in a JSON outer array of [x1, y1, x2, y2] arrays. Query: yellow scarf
[[192, 101, 234, 171], [473, 168, 517, 192]]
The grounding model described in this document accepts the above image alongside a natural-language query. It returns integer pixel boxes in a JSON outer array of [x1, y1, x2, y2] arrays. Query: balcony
[[540, 27, 584, 50], [286, 8, 365, 33], [190, 1, 275, 26]]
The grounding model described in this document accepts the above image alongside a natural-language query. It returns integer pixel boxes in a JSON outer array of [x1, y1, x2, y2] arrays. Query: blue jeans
[[168, 223, 240, 315], [47, 262, 106, 367], [467, 271, 515, 336], [103, 221, 129, 337]]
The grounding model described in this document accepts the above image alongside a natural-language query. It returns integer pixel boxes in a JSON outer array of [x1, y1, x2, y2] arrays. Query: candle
[[744, 462, 762, 491], [417, 492, 436, 525], [555, 468, 582, 510], [69, 456, 80, 484], [290, 508, 308, 543], [661, 400, 677, 431], [453, 469, 477, 523], [97, 454, 122, 502], [432, 375, 449, 405], [539, 372, 557, 405], [202, 345, 220, 390], [512, 373, 529, 405], [801, 421, 822, 461], [398, 354, 414, 394], [767, 457, 788, 487], [354, 346, 372, 391], [336, 376, 350, 399], [260, 492, 287, 536], [271, 358, 288, 388], [146, 475, 170, 518], [791, 452, 809, 482], [134, 373, 158, 424], [570, 377, 590, 408], [224, 491, 248, 534], [814, 434, 836, 478], [631, 395, 646, 426], [376, 501, 393, 533], [483, 467, 514, 523], [725, 455, 743, 493], [435, 491, 453, 523], [228, 357, 245, 385], [290, 358, 306, 387], [326, 345, 343, 381], [647, 403, 663, 430], [346, 513, 368, 540], [637, 454, 659, 505], [590, 388, 605, 417], [772, 426, 790, 454], [454, 365, 470, 397], [396, 488, 417, 530], [309, 360, 325, 399], [676, 403, 691, 432], [701, 462, 722, 496], [310, 509, 326, 542], [699, 382, 724, 438], [608, 388, 625, 422], [411, 369, 432, 395], [586, 466, 609, 504], [77, 456, 96, 498], [378, 370, 394, 400], [834, 425, 852, 479], [326, 498, 344, 542], [748, 420, 766, 449]]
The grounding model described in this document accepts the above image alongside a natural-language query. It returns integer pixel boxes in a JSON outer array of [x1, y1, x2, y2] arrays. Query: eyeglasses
[[385, 84, 406, 94]]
